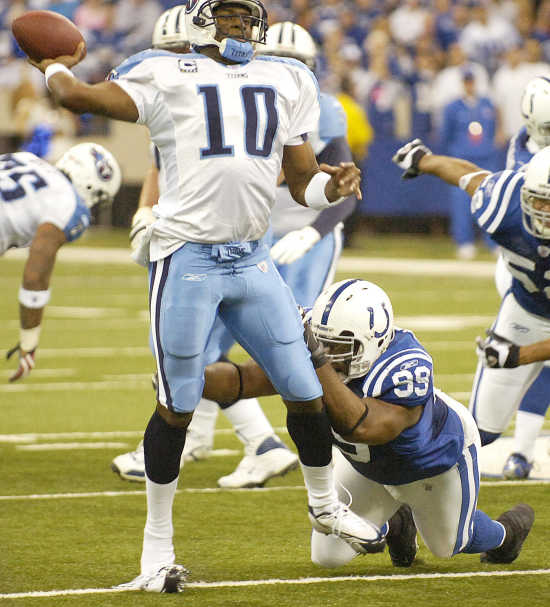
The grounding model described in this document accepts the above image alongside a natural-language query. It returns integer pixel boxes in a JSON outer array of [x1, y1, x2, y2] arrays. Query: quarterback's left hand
[[270, 226, 320, 265], [321, 162, 362, 201], [476, 330, 519, 368], [392, 138, 432, 179], [6, 344, 36, 382]]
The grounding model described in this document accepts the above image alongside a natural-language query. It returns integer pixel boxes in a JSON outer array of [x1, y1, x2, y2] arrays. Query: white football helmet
[[56, 143, 121, 209], [520, 77, 550, 148], [520, 146, 550, 240], [310, 280, 395, 382], [185, 0, 267, 50], [153, 5, 189, 50], [258, 21, 317, 70]]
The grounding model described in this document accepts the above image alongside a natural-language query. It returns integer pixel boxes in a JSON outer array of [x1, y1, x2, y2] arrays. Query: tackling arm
[[203, 359, 277, 403], [314, 362, 423, 445], [418, 154, 489, 197]]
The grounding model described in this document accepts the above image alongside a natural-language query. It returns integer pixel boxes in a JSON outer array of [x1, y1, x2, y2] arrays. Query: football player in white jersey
[[1, 143, 120, 381], [28, 0, 370, 592], [112, 5, 299, 488], [202, 279, 535, 568], [392, 139, 550, 481], [487, 76, 550, 479]]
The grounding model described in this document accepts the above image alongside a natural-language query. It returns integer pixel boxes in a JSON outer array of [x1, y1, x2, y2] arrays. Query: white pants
[[311, 394, 482, 567], [469, 291, 550, 434]]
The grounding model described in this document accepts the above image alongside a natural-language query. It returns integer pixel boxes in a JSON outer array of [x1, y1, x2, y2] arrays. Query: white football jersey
[[110, 50, 320, 260], [0, 152, 90, 254]]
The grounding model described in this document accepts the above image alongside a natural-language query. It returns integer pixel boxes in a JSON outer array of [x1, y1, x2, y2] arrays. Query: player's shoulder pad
[[319, 93, 347, 141], [255, 55, 319, 93], [107, 48, 177, 80]]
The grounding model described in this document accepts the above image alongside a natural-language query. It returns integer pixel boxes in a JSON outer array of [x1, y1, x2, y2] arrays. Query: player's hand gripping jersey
[[471, 170, 550, 317], [110, 50, 320, 260], [0, 152, 90, 254], [334, 329, 465, 485]]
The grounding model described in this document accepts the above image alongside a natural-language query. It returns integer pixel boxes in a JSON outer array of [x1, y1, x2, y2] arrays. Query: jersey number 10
[[198, 85, 278, 159]]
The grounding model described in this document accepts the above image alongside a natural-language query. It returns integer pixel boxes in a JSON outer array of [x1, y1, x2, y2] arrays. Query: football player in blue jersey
[[202, 279, 535, 567], [27, 0, 371, 592], [1, 143, 121, 382], [490, 76, 550, 479], [392, 138, 550, 481]]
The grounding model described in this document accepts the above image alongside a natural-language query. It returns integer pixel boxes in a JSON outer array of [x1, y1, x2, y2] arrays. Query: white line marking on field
[[0, 368, 76, 379], [5, 248, 497, 277], [0, 427, 260, 443], [397, 315, 494, 330], [47, 306, 125, 318], [37, 346, 152, 358], [16, 442, 130, 451], [1, 568, 548, 599], [1, 478, 548, 501], [0, 380, 152, 393]]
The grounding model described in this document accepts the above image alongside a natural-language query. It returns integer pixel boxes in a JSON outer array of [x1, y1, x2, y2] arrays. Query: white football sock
[[300, 462, 339, 510], [222, 397, 274, 445], [141, 476, 178, 575], [513, 410, 545, 462], [187, 398, 219, 444]]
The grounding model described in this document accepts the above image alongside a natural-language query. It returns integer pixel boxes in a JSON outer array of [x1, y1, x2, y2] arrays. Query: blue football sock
[[462, 510, 505, 553]]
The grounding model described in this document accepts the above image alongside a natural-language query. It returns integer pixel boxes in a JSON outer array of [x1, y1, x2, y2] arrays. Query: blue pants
[[148, 240, 322, 413]]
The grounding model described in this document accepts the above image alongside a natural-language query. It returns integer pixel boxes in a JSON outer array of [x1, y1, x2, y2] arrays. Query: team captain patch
[[179, 59, 198, 73]]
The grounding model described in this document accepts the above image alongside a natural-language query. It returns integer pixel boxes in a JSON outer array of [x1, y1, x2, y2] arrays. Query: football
[[11, 10, 85, 62]]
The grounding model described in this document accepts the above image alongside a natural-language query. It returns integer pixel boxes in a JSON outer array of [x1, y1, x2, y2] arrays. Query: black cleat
[[481, 503, 534, 564], [386, 504, 418, 567]]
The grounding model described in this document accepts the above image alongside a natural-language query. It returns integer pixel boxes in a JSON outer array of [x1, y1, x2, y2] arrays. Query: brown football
[[11, 10, 85, 62]]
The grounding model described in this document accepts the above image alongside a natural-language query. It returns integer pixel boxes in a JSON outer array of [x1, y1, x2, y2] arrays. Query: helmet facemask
[[521, 187, 550, 239]]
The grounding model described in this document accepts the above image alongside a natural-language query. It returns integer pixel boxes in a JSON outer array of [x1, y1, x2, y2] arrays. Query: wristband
[[458, 171, 490, 191], [45, 63, 74, 91], [20, 326, 41, 352], [19, 287, 51, 308], [305, 172, 344, 210]]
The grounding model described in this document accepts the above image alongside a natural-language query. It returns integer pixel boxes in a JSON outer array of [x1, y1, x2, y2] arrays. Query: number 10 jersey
[[110, 50, 320, 260]]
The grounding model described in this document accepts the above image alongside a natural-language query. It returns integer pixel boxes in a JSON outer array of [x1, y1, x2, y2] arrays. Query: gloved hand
[[270, 226, 321, 265], [303, 322, 329, 369], [475, 330, 520, 368], [6, 343, 36, 382], [392, 138, 432, 179], [129, 207, 155, 252]]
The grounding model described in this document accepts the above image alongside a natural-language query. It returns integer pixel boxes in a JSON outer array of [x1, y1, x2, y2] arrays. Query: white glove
[[392, 138, 432, 179], [270, 226, 321, 265], [475, 330, 520, 368], [129, 207, 155, 252]]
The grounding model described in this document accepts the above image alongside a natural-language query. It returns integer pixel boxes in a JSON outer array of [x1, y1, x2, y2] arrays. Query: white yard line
[[1, 478, 549, 502], [1, 568, 548, 599], [5, 247, 497, 277]]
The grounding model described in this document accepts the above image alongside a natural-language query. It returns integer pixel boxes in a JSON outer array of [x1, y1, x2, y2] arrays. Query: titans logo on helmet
[[91, 147, 115, 181]]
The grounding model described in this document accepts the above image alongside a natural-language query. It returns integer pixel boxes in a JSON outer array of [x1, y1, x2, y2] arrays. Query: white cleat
[[218, 434, 299, 488], [182, 429, 213, 462], [114, 564, 189, 593], [308, 502, 385, 554], [111, 441, 146, 482], [111, 439, 186, 483]]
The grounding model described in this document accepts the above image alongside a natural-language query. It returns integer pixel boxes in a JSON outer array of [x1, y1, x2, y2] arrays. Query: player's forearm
[[48, 76, 138, 122], [138, 166, 160, 209], [518, 340, 550, 365], [418, 154, 483, 187], [203, 359, 276, 402]]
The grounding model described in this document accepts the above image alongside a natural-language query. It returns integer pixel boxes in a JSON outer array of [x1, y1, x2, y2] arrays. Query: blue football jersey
[[471, 170, 550, 317], [505, 126, 533, 170], [333, 329, 464, 485]]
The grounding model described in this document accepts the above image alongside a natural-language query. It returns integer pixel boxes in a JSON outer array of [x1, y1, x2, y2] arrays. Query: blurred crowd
[[0, 0, 548, 182]]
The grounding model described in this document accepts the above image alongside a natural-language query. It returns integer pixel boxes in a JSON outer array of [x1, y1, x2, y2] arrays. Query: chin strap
[[219, 38, 254, 62]]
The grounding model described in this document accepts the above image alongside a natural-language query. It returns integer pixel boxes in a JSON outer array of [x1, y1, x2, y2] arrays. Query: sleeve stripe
[[363, 349, 432, 395], [485, 173, 523, 234], [478, 170, 514, 227], [505, 135, 518, 170]]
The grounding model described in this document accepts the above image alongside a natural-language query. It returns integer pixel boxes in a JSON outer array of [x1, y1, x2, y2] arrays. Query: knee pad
[[478, 429, 501, 446], [144, 411, 187, 483]]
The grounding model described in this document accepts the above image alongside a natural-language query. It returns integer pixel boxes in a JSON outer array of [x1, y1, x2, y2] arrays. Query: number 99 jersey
[[335, 329, 465, 485], [109, 50, 320, 260], [0, 152, 90, 254]]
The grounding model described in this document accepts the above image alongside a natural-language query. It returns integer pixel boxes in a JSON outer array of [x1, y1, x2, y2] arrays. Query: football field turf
[[1, 230, 549, 606]]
